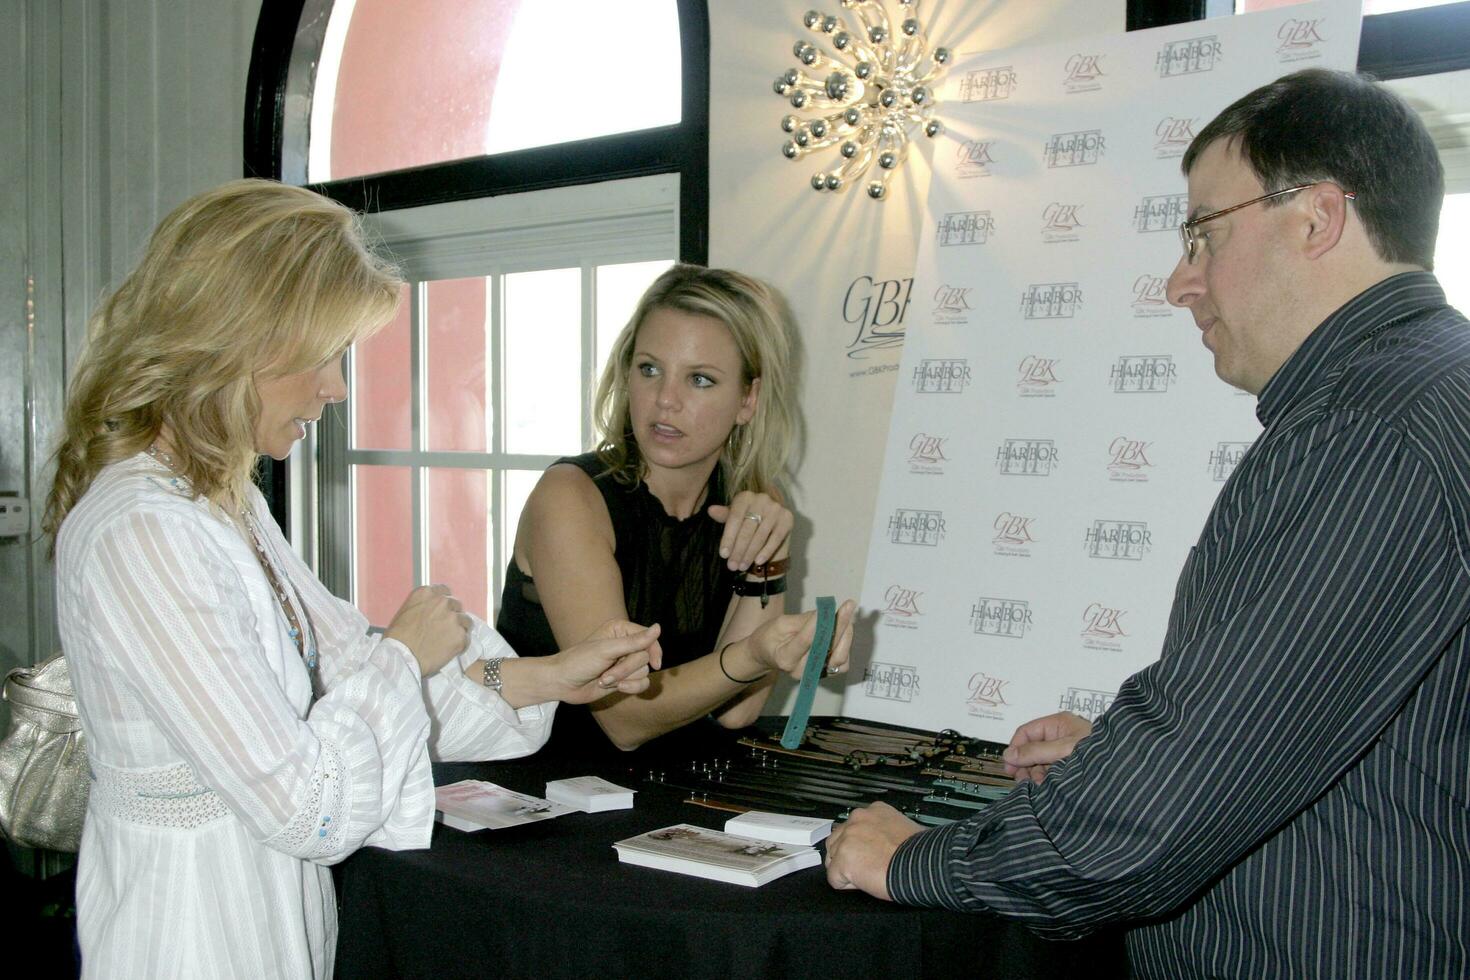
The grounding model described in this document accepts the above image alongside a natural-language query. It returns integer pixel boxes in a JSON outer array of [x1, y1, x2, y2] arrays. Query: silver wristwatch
[[482, 657, 506, 693]]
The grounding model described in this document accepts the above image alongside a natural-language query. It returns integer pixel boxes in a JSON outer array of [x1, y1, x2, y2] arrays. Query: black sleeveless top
[[495, 452, 738, 751]]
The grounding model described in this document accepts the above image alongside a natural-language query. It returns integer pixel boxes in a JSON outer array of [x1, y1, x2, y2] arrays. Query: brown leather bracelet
[[748, 556, 791, 579]]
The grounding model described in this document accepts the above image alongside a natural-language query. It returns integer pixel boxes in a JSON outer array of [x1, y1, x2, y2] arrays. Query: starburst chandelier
[[773, 0, 949, 200]]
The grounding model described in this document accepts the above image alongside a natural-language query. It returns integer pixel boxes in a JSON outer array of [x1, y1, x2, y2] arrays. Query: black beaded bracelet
[[719, 641, 766, 684]]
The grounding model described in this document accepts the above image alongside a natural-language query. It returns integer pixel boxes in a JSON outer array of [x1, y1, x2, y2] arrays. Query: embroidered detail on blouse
[[266, 737, 349, 856], [89, 759, 231, 829]]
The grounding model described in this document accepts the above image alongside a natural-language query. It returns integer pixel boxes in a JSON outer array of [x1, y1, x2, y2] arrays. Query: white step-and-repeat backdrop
[[846, 0, 1362, 742]]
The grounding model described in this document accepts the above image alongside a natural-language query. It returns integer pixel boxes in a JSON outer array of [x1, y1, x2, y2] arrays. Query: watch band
[[481, 656, 506, 693], [780, 596, 837, 750]]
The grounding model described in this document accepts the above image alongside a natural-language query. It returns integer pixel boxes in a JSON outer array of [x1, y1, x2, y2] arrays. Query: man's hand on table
[[824, 801, 923, 900]]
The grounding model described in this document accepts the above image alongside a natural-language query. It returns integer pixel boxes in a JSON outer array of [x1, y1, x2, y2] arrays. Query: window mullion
[[411, 282, 426, 588], [581, 263, 596, 451], [490, 272, 505, 618], [319, 348, 353, 601]]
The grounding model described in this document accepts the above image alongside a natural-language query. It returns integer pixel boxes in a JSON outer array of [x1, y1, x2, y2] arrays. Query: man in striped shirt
[[827, 69, 1467, 977]]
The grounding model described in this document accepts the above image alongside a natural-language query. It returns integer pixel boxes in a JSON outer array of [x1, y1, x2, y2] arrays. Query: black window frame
[[241, 0, 710, 530], [1127, 0, 1470, 79]]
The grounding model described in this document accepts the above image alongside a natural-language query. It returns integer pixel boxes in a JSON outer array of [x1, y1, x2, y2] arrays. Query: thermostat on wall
[[0, 497, 29, 538]]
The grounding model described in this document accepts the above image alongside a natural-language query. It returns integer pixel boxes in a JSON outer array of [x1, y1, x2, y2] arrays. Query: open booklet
[[435, 780, 575, 832], [613, 824, 822, 887]]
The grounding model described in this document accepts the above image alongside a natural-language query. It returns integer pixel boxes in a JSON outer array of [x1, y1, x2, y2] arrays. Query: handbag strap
[[4, 657, 83, 734]]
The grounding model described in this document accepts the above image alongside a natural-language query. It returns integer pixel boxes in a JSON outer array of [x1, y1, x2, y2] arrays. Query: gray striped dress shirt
[[888, 273, 1470, 978]]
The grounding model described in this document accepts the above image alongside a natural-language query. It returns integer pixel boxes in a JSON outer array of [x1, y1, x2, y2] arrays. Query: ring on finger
[[744, 513, 763, 523]]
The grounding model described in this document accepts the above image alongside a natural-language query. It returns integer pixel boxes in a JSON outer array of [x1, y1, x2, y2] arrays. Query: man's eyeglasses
[[1178, 183, 1358, 264]]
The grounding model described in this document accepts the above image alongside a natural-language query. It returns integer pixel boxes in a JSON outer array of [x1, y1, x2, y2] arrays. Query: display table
[[334, 719, 1126, 979]]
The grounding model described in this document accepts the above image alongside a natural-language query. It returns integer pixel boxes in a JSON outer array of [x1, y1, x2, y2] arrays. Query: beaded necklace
[[145, 443, 322, 699]]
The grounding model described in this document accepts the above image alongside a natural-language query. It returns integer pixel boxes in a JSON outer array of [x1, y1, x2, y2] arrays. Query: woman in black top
[[497, 265, 855, 751]]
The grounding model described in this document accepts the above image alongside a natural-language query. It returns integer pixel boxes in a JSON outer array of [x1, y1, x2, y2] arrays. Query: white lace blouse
[[55, 453, 554, 979]]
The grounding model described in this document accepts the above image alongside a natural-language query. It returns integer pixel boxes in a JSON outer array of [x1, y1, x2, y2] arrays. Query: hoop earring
[[726, 423, 748, 459]]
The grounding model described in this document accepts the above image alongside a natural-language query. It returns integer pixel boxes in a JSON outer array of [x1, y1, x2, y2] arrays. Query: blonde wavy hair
[[44, 179, 401, 541], [593, 264, 800, 496]]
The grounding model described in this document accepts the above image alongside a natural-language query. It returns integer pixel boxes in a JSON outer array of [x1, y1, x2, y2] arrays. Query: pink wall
[[426, 278, 491, 619], [332, 0, 517, 620], [329, 0, 522, 180]]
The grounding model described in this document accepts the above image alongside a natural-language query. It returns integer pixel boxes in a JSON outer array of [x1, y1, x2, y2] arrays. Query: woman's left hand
[[547, 620, 663, 705], [742, 599, 857, 679], [708, 491, 794, 572]]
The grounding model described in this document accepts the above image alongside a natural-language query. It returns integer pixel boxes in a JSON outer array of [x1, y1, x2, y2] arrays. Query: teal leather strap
[[780, 596, 837, 750]]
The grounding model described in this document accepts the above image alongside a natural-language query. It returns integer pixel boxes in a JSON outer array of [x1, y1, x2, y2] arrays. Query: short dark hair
[[1183, 69, 1443, 270]]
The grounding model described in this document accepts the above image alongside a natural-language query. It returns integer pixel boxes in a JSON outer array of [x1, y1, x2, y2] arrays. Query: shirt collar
[[1255, 271, 1448, 427]]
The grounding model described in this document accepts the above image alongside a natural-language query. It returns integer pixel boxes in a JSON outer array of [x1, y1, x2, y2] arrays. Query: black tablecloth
[[335, 721, 1126, 979]]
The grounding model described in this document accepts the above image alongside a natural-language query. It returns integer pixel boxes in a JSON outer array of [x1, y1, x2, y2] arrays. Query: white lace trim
[[265, 738, 349, 857], [88, 759, 231, 829]]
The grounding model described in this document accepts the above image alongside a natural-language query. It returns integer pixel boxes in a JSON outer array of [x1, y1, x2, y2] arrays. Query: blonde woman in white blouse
[[43, 179, 661, 979]]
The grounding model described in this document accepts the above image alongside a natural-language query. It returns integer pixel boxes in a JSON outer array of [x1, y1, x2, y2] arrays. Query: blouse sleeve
[[422, 618, 555, 763], [261, 501, 554, 763], [80, 507, 433, 864]]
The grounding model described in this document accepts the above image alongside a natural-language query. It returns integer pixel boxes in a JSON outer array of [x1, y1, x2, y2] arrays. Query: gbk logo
[[1156, 35, 1222, 77], [888, 508, 946, 546], [1132, 275, 1172, 318], [1209, 441, 1252, 481], [1154, 116, 1197, 159], [1058, 686, 1116, 720], [959, 66, 1016, 102], [966, 672, 1011, 719], [843, 274, 912, 360], [1041, 202, 1084, 244], [881, 587, 925, 632], [1134, 194, 1190, 233], [996, 439, 1058, 477], [1084, 520, 1153, 561], [883, 585, 924, 619], [955, 140, 997, 179], [1044, 130, 1106, 168], [865, 662, 921, 701], [1062, 53, 1104, 94], [913, 358, 972, 394], [1081, 603, 1128, 648], [1021, 282, 1083, 319], [907, 433, 948, 475], [1278, 18, 1326, 61], [992, 512, 1036, 558], [1107, 436, 1154, 482], [937, 211, 995, 246], [933, 284, 974, 325], [1111, 355, 1176, 394], [1017, 355, 1061, 397], [971, 598, 1033, 639]]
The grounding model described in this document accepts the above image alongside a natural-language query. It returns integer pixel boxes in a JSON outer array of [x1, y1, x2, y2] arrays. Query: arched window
[[244, 1, 707, 623]]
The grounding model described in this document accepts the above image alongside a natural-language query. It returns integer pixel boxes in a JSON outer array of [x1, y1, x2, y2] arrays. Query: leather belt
[[780, 596, 836, 749]]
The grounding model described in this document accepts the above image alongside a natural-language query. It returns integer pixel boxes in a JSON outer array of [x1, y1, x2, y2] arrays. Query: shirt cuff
[[376, 636, 423, 681], [887, 821, 976, 912], [445, 642, 554, 729]]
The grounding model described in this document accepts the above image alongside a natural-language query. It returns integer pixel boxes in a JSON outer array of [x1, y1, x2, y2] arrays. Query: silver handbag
[[0, 653, 88, 851]]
